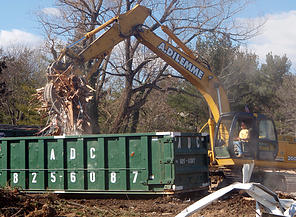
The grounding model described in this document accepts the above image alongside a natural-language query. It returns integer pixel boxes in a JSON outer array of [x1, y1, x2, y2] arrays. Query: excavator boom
[[62, 4, 229, 123], [79, 5, 151, 62], [134, 26, 230, 122]]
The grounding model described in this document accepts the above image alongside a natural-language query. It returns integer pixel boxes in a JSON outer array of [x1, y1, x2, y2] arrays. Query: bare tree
[[0, 47, 46, 125], [37, 0, 263, 134], [105, 0, 263, 133]]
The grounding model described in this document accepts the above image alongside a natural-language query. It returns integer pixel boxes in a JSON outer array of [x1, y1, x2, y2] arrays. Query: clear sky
[[0, 0, 54, 34], [0, 0, 296, 72]]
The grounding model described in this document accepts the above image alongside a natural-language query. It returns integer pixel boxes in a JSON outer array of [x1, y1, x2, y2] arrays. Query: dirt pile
[[0, 188, 56, 217], [0, 188, 261, 217]]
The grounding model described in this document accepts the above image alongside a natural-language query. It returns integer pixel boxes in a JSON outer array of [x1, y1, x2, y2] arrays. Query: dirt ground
[[0, 187, 263, 217]]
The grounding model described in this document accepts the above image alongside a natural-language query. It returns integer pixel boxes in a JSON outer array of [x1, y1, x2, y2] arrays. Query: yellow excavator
[[50, 5, 296, 192]]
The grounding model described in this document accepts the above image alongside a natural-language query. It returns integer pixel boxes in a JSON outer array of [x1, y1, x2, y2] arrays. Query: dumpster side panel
[[86, 137, 105, 190], [174, 134, 210, 191], [28, 139, 45, 190], [46, 139, 65, 190], [0, 141, 8, 187], [66, 138, 84, 190], [106, 137, 127, 191], [127, 136, 149, 191], [0, 132, 209, 194], [10, 140, 26, 189]]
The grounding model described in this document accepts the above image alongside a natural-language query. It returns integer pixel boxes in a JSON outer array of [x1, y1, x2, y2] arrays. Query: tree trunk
[[110, 77, 133, 133], [88, 70, 100, 134], [130, 109, 140, 133]]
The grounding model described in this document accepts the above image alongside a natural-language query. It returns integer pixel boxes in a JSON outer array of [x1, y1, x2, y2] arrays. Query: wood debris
[[36, 63, 93, 135]]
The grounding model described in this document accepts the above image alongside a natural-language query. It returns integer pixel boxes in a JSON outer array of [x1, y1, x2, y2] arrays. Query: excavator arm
[[78, 5, 151, 62], [60, 4, 230, 121], [133, 25, 231, 162], [53, 4, 230, 162], [133, 25, 230, 122], [54, 5, 151, 79]]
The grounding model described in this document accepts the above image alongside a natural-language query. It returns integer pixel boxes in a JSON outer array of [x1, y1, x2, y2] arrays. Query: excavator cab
[[214, 112, 278, 160]]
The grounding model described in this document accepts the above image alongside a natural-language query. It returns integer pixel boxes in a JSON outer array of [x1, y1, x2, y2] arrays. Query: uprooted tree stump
[[35, 64, 94, 136]]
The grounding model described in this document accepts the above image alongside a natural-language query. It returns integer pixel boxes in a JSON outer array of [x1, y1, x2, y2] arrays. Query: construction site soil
[[3, 187, 294, 217]]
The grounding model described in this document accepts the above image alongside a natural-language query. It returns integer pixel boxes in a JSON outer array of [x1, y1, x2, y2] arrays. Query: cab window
[[216, 118, 232, 147], [215, 117, 232, 158], [232, 119, 252, 141], [259, 119, 276, 140]]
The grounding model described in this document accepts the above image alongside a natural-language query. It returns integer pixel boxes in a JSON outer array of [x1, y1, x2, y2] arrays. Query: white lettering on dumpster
[[196, 137, 200, 148], [90, 147, 96, 159], [70, 172, 76, 183], [50, 149, 55, 160], [178, 137, 181, 149], [110, 171, 116, 183], [90, 171, 96, 183], [132, 171, 138, 183], [70, 148, 76, 160], [180, 158, 186, 165], [13, 173, 18, 183], [32, 172, 37, 183], [188, 157, 196, 164], [50, 172, 56, 183], [188, 137, 191, 149]]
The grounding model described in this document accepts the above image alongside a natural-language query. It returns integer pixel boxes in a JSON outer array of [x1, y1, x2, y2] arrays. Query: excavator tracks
[[211, 167, 296, 195], [257, 170, 296, 194]]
